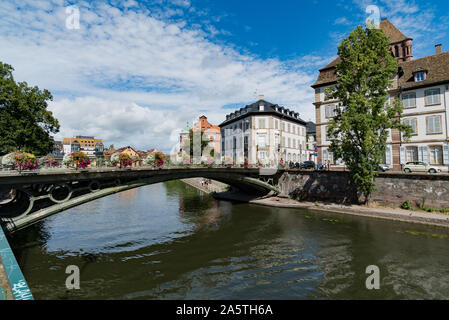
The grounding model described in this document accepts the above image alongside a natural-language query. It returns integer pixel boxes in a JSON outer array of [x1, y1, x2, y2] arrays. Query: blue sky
[[1, 0, 449, 152]]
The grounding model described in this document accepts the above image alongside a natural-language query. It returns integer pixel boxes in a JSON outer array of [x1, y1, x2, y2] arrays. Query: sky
[[1, 0, 449, 152]]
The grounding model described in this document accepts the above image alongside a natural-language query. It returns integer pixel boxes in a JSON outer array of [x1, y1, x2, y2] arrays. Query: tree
[[326, 26, 412, 203], [0, 62, 60, 156], [185, 129, 214, 161]]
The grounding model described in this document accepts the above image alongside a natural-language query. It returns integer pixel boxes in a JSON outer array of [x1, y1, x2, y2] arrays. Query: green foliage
[[325, 26, 412, 203], [185, 129, 212, 161], [401, 200, 412, 210], [417, 202, 449, 214], [0, 62, 60, 156]]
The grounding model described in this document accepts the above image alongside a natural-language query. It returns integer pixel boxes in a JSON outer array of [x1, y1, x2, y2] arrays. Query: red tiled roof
[[399, 51, 449, 90], [312, 19, 412, 88]]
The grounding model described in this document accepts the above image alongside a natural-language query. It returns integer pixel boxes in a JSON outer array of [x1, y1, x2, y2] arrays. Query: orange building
[[181, 116, 221, 157]]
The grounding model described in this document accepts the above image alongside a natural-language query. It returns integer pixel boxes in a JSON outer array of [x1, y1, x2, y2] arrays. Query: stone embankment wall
[[279, 170, 449, 209]]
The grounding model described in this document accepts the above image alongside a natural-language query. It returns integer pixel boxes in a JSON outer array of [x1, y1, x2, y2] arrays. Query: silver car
[[403, 162, 441, 174]]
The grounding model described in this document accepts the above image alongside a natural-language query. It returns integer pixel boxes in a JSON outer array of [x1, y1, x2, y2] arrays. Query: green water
[[8, 181, 449, 299]]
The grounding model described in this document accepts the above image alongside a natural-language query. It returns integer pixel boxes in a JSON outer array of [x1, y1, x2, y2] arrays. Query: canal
[[7, 180, 449, 300]]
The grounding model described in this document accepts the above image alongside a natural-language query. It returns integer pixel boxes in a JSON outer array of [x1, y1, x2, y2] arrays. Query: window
[[402, 93, 416, 108], [325, 105, 335, 118], [244, 121, 250, 131], [425, 89, 440, 106], [287, 124, 291, 133], [406, 146, 418, 162], [258, 119, 266, 129], [403, 118, 417, 135], [275, 120, 279, 130], [281, 122, 285, 131], [415, 72, 425, 82], [429, 146, 443, 165], [427, 116, 442, 134], [282, 137, 286, 147], [257, 135, 266, 148]]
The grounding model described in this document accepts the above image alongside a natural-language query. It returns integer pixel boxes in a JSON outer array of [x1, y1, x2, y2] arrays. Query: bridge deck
[[0, 167, 269, 185]]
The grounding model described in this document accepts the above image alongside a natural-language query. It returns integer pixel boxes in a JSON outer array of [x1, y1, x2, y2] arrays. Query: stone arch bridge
[[0, 167, 282, 233]]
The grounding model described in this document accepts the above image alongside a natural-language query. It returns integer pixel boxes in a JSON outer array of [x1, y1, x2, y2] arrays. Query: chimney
[[436, 44, 442, 54], [258, 94, 264, 100]]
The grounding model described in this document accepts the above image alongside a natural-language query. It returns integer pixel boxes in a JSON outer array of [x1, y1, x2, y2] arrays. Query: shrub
[[119, 153, 132, 168], [401, 200, 412, 210], [71, 151, 90, 169], [144, 152, 164, 167], [14, 152, 38, 171], [39, 156, 59, 168], [154, 152, 164, 167], [244, 157, 249, 168]]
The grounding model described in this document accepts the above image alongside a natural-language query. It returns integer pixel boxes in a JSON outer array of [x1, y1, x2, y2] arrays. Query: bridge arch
[[0, 167, 281, 233]]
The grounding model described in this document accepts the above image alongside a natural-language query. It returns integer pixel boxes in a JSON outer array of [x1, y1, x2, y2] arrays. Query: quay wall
[[278, 171, 449, 209]]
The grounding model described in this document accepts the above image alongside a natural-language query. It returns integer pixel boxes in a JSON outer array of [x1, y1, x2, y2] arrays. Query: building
[[193, 116, 221, 156], [48, 137, 65, 161], [219, 95, 307, 166], [63, 136, 104, 163], [312, 19, 449, 171], [179, 124, 191, 157], [180, 116, 221, 158]]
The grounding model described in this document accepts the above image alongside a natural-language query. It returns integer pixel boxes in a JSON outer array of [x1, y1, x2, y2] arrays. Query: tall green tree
[[326, 26, 412, 203], [0, 62, 60, 156], [185, 129, 214, 161]]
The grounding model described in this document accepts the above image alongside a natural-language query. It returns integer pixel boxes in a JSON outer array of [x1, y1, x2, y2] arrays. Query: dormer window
[[259, 104, 264, 111], [414, 71, 427, 82]]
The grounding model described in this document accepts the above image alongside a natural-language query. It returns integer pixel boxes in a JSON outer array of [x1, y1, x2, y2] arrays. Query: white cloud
[[0, 0, 320, 152]]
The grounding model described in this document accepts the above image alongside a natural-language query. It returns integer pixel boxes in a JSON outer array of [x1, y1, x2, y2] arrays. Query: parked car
[[378, 164, 390, 172], [299, 161, 316, 170], [403, 162, 441, 174]]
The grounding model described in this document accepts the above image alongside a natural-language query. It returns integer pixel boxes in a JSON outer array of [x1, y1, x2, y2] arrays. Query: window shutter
[[400, 146, 405, 164], [422, 146, 429, 164], [418, 146, 424, 162], [436, 117, 441, 133], [443, 145, 449, 165], [386, 146, 392, 165]]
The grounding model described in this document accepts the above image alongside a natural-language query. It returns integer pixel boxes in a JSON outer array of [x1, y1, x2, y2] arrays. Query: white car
[[403, 162, 441, 174]]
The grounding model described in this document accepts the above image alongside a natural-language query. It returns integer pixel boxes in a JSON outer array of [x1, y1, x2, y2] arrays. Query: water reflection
[[8, 181, 449, 300]]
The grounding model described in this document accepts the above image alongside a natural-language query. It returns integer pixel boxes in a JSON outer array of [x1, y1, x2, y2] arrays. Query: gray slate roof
[[219, 99, 306, 127]]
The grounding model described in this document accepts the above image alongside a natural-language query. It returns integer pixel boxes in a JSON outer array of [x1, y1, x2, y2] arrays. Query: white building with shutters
[[219, 96, 308, 166], [312, 19, 449, 171], [399, 82, 449, 170]]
